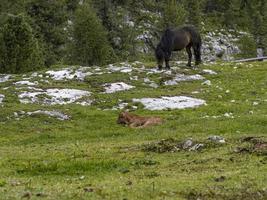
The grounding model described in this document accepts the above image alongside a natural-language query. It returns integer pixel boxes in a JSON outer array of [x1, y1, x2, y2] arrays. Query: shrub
[[236, 35, 257, 59]]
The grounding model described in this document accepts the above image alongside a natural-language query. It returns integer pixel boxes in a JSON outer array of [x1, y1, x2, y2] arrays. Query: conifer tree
[[26, 0, 68, 66], [161, 0, 187, 29], [0, 14, 44, 73], [187, 0, 201, 29], [71, 2, 113, 65]]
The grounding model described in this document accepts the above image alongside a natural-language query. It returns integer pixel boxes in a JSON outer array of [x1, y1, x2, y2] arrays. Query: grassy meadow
[[0, 61, 266, 199]]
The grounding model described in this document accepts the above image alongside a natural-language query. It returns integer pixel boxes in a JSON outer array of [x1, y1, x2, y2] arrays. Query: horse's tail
[[182, 26, 202, 63]]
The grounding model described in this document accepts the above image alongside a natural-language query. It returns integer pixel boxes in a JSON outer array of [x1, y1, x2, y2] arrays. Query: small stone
[[189, 143, 204, 151], [183, 139, 193, 149], [253, 102, 259, 106], [202, 80, 211, 86], [208, 135, 225, 143]]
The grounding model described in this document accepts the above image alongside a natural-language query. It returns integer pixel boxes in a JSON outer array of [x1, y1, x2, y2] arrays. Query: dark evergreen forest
[[0, 0, 266, 73]]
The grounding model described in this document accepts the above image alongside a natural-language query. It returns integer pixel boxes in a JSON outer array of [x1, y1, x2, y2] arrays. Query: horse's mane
[[181, 26, 202, 46]]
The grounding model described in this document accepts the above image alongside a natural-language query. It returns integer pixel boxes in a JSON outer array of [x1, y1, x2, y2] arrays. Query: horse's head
[[117, 111, 129, 124], [155, 44, 164, 70]]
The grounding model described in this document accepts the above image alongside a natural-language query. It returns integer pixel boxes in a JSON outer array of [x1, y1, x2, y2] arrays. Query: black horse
[[155, 26, 202, 70]]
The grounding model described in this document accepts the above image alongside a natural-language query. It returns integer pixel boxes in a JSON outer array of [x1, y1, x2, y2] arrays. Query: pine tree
[[71, 3, 113, 65], [26, 0, 68, 66], [0, 14, 44, 73], [187, 0, 201, 29], [162, 0, 187, 29]]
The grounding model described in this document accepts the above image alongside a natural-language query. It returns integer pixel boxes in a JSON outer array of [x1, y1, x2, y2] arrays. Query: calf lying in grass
[[117, 111, 163, 128]]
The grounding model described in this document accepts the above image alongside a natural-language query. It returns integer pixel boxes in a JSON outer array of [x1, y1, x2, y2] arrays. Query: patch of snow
[[19, 88, 91, 105], [27, 110, 70, 120], [18, 91, 43, 104], [253, 102, 259, 106], [148, 82, 159, 88], [46, 67, 92, 81], [45, 89, 91, 105], [107, 64, 133, 73], [130, 76, 138, 81], [73, 68, 92, 80], [202, 80, 212, 86], [202, 69, 217, 75], [133, 96, 206, 110], [112, 102, 129, 110], [15, 81, 38, 86], [46, 68, 72, 80], [103, 82, 135, 93], [164, 74, 205, 85], [208, 136, 225, 143], [0, 75, 11, 83], [0, 94, 4, 103]]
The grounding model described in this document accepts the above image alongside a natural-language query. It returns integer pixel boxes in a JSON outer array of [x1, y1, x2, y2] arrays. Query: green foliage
[[161, 0, 187, 28], [187, 0, 201, 29], [26, 0, 68, 66], [71, 3, 113, 66], [0, 14, 44, 73], [236, 35, 257, 59]]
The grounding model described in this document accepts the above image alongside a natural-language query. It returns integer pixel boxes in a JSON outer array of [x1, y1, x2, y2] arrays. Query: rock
[[189, 144, 204, 151], [202, 80, 211, 86], [208, 136, 225, 143], [183, 139, 193, 149]]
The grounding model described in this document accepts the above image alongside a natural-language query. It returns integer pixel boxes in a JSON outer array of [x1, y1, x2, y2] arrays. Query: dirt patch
[[234, 136, 267, 156], [141, 138, 209, 153], [184, 184, 267, 200]]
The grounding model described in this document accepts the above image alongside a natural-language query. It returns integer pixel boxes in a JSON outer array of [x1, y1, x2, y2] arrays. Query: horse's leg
[[165, 58, 170, 70], [193, 44, 202, 65], [186, 46, 192, 67], [165, 52, 171, 70]]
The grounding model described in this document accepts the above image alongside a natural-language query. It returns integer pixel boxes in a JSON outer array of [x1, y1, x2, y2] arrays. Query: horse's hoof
[[195, 61, 202, 66]]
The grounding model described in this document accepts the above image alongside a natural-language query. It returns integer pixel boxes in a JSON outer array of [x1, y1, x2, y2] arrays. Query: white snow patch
[[164, 74, 205, 85], [19, 88, 91, 105], [44, 89, 91, 105], [103, 82, 135, 93], [18, 91, 43, 104], [15, 81, 38, 86], [202, 69, 217, 75], [0, 75, 11, 83], [133, 96, 206, 110], [107, 64, 133, 73], [202, 80, 212, 86], [27, 110, 70, 120], [46, 67, 92, 81], [0, 94, 4, 103]]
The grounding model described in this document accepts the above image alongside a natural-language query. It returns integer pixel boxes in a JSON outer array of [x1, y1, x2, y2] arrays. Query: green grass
[[0, 61, 266, 199]]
